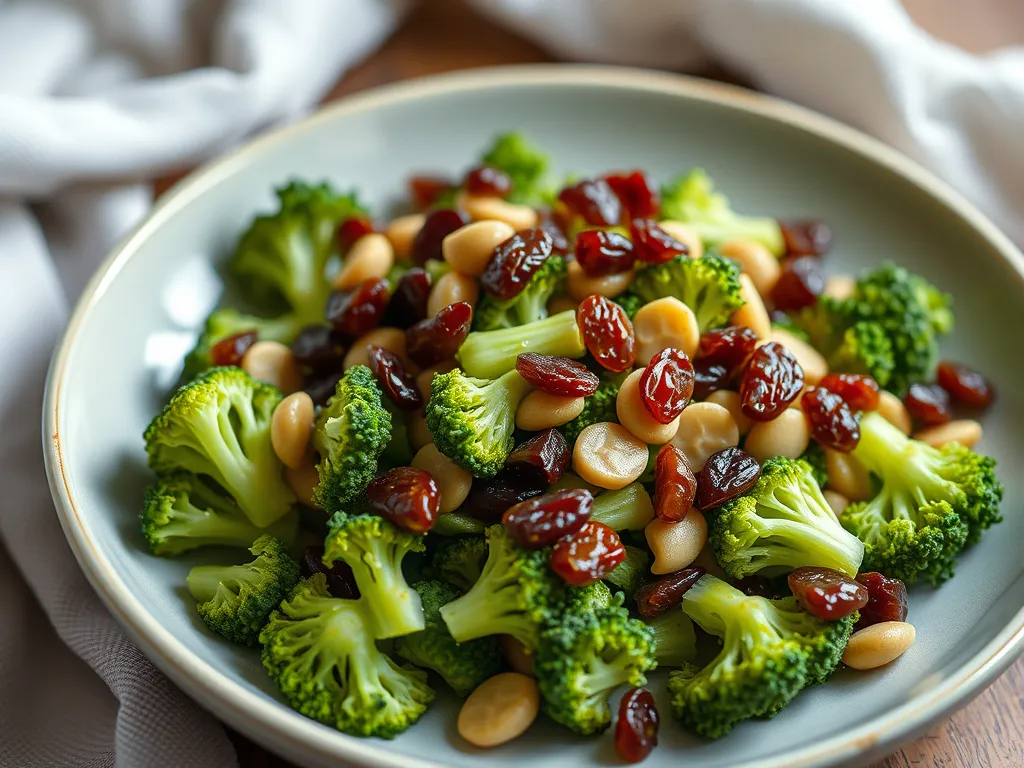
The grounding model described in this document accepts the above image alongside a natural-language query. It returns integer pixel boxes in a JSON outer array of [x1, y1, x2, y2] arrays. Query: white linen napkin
[[1, 1, 1021, 767]]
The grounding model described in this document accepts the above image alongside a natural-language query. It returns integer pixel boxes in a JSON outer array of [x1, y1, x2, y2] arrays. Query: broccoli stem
[[343, 538, 425, 639], [591, 484, 655, 531], [440, 570, 538, 651], [456, 310, 586, 378], [647, 608, 698, 667], [186, 563, 259, 603]]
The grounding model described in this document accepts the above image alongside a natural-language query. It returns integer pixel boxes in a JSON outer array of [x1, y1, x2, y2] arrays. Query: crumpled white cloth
[[1, 1, 1022, 766]]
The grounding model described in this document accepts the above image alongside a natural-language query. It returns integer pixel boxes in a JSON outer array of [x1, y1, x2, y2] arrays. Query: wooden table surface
[[231, 1, 1024, 766]]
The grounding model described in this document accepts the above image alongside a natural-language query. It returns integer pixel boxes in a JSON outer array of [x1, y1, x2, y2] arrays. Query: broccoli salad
[[140, 133, 1002, 761]]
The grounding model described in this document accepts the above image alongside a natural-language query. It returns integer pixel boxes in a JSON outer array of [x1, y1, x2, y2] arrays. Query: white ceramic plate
[[44, 66, 1024, 768]]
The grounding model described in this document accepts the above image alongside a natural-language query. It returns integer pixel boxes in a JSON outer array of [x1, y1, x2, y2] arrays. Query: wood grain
[[227, 0, 1024, 765]]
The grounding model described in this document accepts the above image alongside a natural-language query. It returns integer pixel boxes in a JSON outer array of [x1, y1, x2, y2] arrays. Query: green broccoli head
[[560, 377, 621, 444], [141, 472, 298, 556], [429, 535, 490, 592], [323, 512, 426, 639], [187, 535, 300, 646], [840, 411, 1002, 584], [260, 574, 434, 738], [590, 483, 656, 531], [426, 368, 532, 477], [144, 367, 295, 528], [645, 607, 698, 668], [456, 309, 586, 379], [480, 132, 553, 206], [439, 524, 565, 653], [393, 581, 502, 697], [182, 308, 302, 381], [613, 292, 643, 320], [669, 575, 850, 738], [312, 365, 392, 510], [659, 169, 785, 255], [563, 580, 620, 617], [709, 457, 865, 579], [626, 254, 744, 333], [603, 545, 651, 596], [473, 256, 567, 331], [799, 442, 829, 489], [536, 607, 656, 735], [230, 181, 365, 321]]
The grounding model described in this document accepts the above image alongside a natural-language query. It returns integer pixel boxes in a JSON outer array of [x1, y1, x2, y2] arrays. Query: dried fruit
[[326, 278, 390, 339], [505, 429, 572, 485], [855, 572, 909, 630], [904, 382, 952, 427], [550, 521, 626, 586], [558, 179, 622, 226], [615, 687, 660, 764], [210, 331, 257, 368], [740, 341, 805, 421], [653, 445, 696, 523], [479, 228, 555, 300], [770, 256, 825, 312], [300, 545, 359, 599], [336, 216, 376, 252], [697, 325, 759, 374], [630, 218, 687, 264], [694, 448, 760, 510], [937, 361, 995, 410], [383, 268, 432, 329], [290, 325, 345, 372], [578, 294, 636, 373], [574, 229, 635, 276], [515, 353, 599, 397], [692, 360, 730, 401], [411, 208, 468, 265], [605, 171, 660, 219], [819, 373, 880, 411], [304, 371, 343, 407], [464, 165, 513, 198], [801, 386, 861, 452], [368, 346, 422, 410], [405, 301, 473, 368], [409, 175, 454, 210], [366, 466, 440, 534], [780, 219, 834, 256], [464, 472, 546, 523], [639, 348, 694, 424], [634, 566, 705, 616], [502, 488, 593, 549], [787, 566, 868, 620]]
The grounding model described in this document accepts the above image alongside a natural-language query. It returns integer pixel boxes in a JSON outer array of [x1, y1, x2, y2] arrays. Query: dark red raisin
[[780, 219, 834, 256], [695, 448, 761, 510], [505, 429, 572, 486], [503, 488, 593, 549], [291, 325, 344, 372], [479, 228, 555, 300], [336, 216, 376, 252], [788, 566, 868, 620], [368, 346, 422, 410], [697, 326, 759, 374], [855, 572, 909, 630], [210, 331, 257, 367], [771, 256, 825, 312], [304, 371, 343, 407], [383, 268, 432, 329], [411, 208, 469, 265], [405, 301, 473, 368], [366, 467, 439, 533], [578, 295, 636, 373], [615, 688, 660, 764], [464, 165, 513, 198], [937, 361, 995, 410], [326, 278, 390, 339], [300, 546, 359, 599], [409, 175, 454, 210], [740, 341, 805, 421], [801, 386, 861, 452], [654, 445, 697, 523], [550, 521, 626, 586], [558, 179, 622, 227], [630, 218, 687, 264], [604, 172, 659, 219], [515, 353, 600, 397], [692, 360, 730, 400], [904, 382, 952, 427], [639, 348, 694, 424], [574, 229, 636, 277], [537, 209, 570, 256], [464, 472, 546, 523], [634, 566, 705, 616], [819, 373, 880, 411]]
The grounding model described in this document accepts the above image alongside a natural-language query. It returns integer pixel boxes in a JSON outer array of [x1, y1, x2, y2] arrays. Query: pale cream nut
[[385, 213, 426, 261], [616, 370, 681, 444], [720, 239, 781, 297], [242, 341, 303, 394], [730, 273, 772, 339], [499, 635, 535, 677], [458, 672, 540, 748], [769, 327, 828, 385], [408, 413, 433, 452], [657, 221, 703, 259], [271, 392, 315, 469], [632, 296, 700, 364], [516, 391, 584, 431], [416, 361, 457, 404], [704, 390, 754, 435], [284, 463, 321, 509], [442, 220, 516, 277], [823, 490, 849, 518], [670, 402, 740, 472], [412, 443, 472, 514], [825, 448, 873, 501], [744, 408, 811, 463], [824, 274, 855, 301], [333, 233, 394, 290], [566, 260, 633, 301], [914, 419, 982, 449], [572, 422, 649, 490], [842, 621, 915, 670], [427, 270, 480, 317], [457, 192, 539, 231], [646, 511, 707, 575], [878, 390, 912, 435]]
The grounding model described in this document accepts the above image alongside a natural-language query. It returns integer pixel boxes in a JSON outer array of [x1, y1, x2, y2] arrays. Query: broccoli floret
[[560, 378, 621, 444], [669, 575, 854, 738], [429, 536, 489, 592], [659, 169, 785, 255], [799, 442, 829, 489], [260, 574, 434, 738], [141, 473, 298, 556], [473, 257, 567, 331], [456, 310, 585, 379], [480, 132, 552, 206], [626, 255, 744, 333], [323, 512, 426, 639], [432, 513, 487, 536], [426, 369, 532, 477], [709, 457, 865, 579], [182, 308, 302, 380], [187, 535, 300, 646], [646, 607, 697, 667], [312, 365, 392, 510], [230, 181, 364, 321], [840, 411, 1002, 584], [536, 607, 656, 735], [144, 367, 295, 528], [790, 298, 896, 388], [393, 581, 502, 697], [603, 545, 651, 595], [590, 483, 656, 531], [563, 580, 619, 616], [439, 525, 565, 653]]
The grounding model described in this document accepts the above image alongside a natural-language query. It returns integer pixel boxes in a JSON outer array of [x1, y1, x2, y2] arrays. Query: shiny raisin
[[653, 445, 697, 523], [550, 521, 625, 586], [368, 346, 422, 410], [578, 295, 636, 373], [630, 218, 687, 264], [574, 229, 635, 277], [479, 228, 554, 300], [780, 219, 834, 256], [304, 371, 343, 407], [366, 467, 439, 533], [801, 386, 861, 452], [697, 325, 759, 374], [819, 373, 880, 411], [615, 688, 659, 764], [558, 179, 622, 226], [383, 268, 432, 329], [505, 429, 572, 485], [855, 572, 909, 630], [740, 341, 805, 421], [326, 278, 390, 339], [937, 361, 995, 410], [692, 360, 730, 401], [694, 448, 761, 510], [464, 472, 546, 523], [405, 301, 473, 368], [291, 325, 344, 372], [604, 171, 659, 219], [409, 175, 454, 210], [634, 566, 705, 616], [515, 353, 599, 397], [537, 208, 570, 256], [904, 382, 952, 427], [336, 216, 376, 252], [411, 208, 468, 265], [503, 488, 593, 549], [788, 566, 868, 620], [300, 546, 359, 599], [210, 331, 257, 367], [464, 165, 513, 198], [640, 348, 694, 424], [771, 256, 825, 312]]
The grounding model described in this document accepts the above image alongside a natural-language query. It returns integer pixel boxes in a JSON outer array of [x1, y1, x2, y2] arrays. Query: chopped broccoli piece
[[560, 377, 621, 444], [182, 308, 302, 380], [646, 607, 697, 667], [536, 607, 656, 735], [840, 411, 1002, 584], [433, 513, 487, 536], [260, 574, 434, 738], [480, 132, 552, 206], [423, 258, 451, 284], [439, 525, 565, 653], [144, 367, 295, 528], [563, 580, 619, 616], [393, 581, 502, 697], [187, 535, 300, 646], [312, 365, 392, 510], [625, 255, 744, 333], [429, 535, 490, 592], [709, 457, 865, 579], [603, 545, 651, 595], [591, 483, 656, 531], [426, 368, 532, 477], [660, 169, 785, 255], [799, 442, 829, 489], [141, 472, 297, 556], [473, 257, 567, 331], [612, 292, 643, 320], [323, 512, 426, 639], [456, 310, 585, 379]]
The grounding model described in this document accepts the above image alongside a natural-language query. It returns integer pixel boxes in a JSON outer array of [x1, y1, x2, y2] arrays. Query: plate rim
[[43, 63, 1024, 768]]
